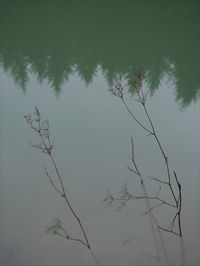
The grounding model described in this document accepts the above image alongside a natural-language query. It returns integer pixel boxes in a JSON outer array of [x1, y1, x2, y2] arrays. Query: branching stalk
[[25, 107, 99, 266], [108, 71, 183, 238], [106, 70, 188, 265]]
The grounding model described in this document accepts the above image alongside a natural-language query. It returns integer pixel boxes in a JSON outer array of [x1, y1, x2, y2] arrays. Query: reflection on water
[[0, 1, 200, 266], [0, 0, 200, 105], [1, 66, 200, 266]]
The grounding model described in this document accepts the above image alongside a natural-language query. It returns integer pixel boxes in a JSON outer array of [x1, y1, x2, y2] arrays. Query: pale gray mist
[[0, 1, 199, 266]]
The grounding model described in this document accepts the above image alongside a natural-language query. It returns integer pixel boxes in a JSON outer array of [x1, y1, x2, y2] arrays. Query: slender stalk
[[107, 71, 185, 265], [121, 97, 152, 135], [25, 107, 99, 266], [37, 116, 92, 250], [130, 137, 169, 265], [142, 102, 178, 206], [115, 73, 183, 237]]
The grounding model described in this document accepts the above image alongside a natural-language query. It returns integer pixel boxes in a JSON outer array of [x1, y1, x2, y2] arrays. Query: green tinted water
[[0, 1, 199, 265]]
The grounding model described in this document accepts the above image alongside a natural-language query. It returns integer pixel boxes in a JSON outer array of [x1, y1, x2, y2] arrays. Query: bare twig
[[106, 70, 187, 265], [130, 136, 141, 176], [109, 71, 183, 238], [104, 184, 176, 212], [109, 83, 152, 134], [146, 176, 169, 185], [25, 107, 99, 266], [143, 202, 166, 215]]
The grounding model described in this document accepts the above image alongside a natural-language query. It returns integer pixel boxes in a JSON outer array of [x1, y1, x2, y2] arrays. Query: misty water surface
[[0, 1, 199, 266]]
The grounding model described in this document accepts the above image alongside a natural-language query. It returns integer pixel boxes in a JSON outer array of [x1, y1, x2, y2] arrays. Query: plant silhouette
[[104, 71, 187, 265], [25, 107, 99, 266]]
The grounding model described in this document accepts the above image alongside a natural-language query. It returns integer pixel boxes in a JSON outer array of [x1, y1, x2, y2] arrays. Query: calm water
[[0, 1, 200, 266]]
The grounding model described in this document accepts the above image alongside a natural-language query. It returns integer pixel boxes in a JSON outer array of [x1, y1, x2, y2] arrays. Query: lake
[[0, 1, 199, 266]]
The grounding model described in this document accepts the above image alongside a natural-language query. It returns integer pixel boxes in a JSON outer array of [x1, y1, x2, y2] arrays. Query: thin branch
[[146, 176, 169, 185], [121, 97, 152, 134], [110, 72, 183, 237], [107, 70, 184, 266], [130, 137, 141, 176], [127, 166, 138, 176], [173, 171, 182, 236], [104, 185, 176, 211], [158, 226, 180, 237], [25, 107, 99, 266], [57, 232, 89, 248], [141, 180, 171, 266], [43, 163, 63, 195], [143, 202, 165, 215]]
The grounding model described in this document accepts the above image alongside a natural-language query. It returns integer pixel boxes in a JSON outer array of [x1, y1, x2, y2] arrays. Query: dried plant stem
[[142, 101, 179, 206], [121, 98, 152, 134], [137, 93, 183, 237], [119, 133, 170, 265], [131, 137, 171, 266], [49, 154, 91, 250], [116, 74, 182, 237], [25, 107, 99, 266], [107, 71, 187, 265]]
